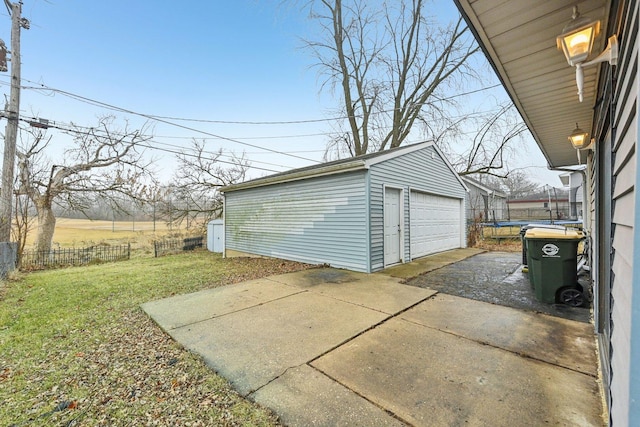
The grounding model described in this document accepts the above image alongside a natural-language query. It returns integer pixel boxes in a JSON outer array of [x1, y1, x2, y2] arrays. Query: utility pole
[[0, 0, 28, 242]]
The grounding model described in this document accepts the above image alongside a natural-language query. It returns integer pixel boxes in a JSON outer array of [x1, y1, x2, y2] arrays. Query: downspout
[[547, 166, 588, 228], [222, 192, 226, 258]]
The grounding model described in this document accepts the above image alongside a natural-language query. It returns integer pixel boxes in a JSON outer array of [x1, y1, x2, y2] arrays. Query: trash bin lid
[[524, 227, 583, 240], [520, 223, 567, 235], [521, 223, 567, 231]]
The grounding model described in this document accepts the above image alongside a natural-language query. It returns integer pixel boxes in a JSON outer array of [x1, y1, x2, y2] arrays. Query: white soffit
[[455, 0, 610, 167]]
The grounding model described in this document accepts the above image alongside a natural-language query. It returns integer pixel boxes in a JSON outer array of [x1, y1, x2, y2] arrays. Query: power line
[[13, 80, 322, 163], [3, 77, 510, 170], [9, 77, 502, 126], [19, 114, 305, 169], [16, 118, 285, 174]]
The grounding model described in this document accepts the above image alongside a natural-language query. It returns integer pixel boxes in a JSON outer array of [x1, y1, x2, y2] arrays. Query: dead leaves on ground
[[2, 257, 316, 426]]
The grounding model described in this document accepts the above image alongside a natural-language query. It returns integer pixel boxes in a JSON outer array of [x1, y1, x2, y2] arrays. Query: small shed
[[220, 142, 468, 273]]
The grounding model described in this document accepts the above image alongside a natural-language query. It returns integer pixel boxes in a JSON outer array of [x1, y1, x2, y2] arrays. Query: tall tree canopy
[[301, 0, 480, 157]]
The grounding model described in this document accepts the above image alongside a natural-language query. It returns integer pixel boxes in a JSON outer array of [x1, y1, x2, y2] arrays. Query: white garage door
[[410, 191, 461, 258]]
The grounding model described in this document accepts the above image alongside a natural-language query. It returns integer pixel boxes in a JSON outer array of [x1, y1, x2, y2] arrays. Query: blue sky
[[0, 0, 564, 187]]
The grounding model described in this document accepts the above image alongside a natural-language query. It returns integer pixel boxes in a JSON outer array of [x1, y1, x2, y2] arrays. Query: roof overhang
[[220, 160, 367, 192], [460, 176, 507, 198], [221, 141, 470, 193], [454, 0, 611, 167]]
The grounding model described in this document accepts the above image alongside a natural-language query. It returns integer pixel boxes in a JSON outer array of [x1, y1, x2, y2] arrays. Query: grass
[[0, 250, 314, 426], [21, 218, 204, 259]]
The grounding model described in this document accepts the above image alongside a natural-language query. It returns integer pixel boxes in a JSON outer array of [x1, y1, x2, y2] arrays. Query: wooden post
[[0, 2, 27, 241]]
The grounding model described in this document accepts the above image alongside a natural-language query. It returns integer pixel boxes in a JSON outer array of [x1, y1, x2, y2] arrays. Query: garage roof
[[221, 141, 468, 192]]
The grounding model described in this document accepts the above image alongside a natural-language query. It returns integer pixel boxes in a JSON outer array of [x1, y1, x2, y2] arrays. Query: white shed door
[[410, 191, 461, 258]]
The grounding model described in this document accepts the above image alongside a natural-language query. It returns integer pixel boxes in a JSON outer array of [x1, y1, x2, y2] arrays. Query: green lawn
[[0, 251, 312, 426]]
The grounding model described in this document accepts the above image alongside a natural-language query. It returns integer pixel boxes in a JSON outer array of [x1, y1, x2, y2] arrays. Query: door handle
[[397, 224, 401, 232]]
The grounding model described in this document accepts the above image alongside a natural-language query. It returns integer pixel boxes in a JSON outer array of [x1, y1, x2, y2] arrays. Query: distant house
[[461, 176, 508, 222], [507, 190, 570, 220], [559, 170, 584, 220], [220, 142, 468, 273]]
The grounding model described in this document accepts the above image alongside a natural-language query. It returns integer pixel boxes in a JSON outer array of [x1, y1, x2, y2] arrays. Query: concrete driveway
[[142, 251, 604, 426]]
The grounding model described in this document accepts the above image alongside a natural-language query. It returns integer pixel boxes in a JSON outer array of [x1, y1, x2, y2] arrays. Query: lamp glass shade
[[569, 129, 589, 149], [557, 18, 600, 66]]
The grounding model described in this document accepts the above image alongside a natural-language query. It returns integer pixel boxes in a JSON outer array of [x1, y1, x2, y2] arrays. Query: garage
[[410, 191, 463, 258], [221, 141, 468, 273]]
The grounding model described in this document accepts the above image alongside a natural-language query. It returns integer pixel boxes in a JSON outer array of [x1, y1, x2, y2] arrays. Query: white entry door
[[384, 187, 402, 266]]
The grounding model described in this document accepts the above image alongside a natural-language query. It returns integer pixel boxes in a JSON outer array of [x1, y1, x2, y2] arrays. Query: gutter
[[220, 160, 367, 193]]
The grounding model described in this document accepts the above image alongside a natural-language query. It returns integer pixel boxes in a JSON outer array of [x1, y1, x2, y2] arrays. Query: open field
[[0, 251, 315, 426], [23, 218, 204, 254]]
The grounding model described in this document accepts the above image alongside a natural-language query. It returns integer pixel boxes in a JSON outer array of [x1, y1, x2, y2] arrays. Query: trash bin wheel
[[557, 286, 584, 307]]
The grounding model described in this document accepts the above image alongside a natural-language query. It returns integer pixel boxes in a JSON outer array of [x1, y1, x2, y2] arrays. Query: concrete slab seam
[[246, 363, 412, 426], [245, 292, 440, 399], [304, 363, 413, 427], [398, 316, 598, 378], [245, 362, 307, 398], [306, 291, 440, 367]]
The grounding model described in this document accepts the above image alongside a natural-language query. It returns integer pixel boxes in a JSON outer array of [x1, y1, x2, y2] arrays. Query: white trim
[[408, 188, 464, 258], [383, 184, 404, 267], [364, 141, 433, 166], [460, 198, 466, 248], [220, 160, 367, 192], [460, 176, 507, 198], [222, 194, 226, 258], [364, 142, 469, 192], [222, 141, 467, 195], [409, 185, 465, 200]]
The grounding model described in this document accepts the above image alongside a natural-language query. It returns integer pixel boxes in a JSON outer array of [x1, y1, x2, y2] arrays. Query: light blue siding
[[608, 2, 638, 424], [224, 171, 370, 272], [369, 145, 466, 270]]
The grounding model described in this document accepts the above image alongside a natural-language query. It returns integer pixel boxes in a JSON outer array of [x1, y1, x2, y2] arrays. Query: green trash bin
[[524, 227, 584, 306]]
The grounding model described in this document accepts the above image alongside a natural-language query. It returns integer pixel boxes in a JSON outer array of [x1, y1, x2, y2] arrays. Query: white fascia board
[[461, 176, 507, 198], [363, 141, 434, 166], [431, 143, 470, 192], [364, 141, 470, 193], [220, 160, 367, 193]]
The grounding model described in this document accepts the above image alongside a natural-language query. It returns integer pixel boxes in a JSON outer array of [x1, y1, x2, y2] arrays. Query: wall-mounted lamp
[[568, 123, 589, 149], [557, 6, 618, 102]]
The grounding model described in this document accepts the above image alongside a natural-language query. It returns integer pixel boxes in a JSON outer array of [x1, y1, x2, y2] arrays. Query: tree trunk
[[34, 203, 56, 254]]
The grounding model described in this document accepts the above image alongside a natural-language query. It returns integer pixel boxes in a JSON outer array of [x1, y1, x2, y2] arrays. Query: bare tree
[[15, 116, 156, 254], [301, 0, 480, 156], [11, 192, 34, 264], [501, 170, 540, 199], [454, 103, 529, 177], [162, 140, 249, 231]]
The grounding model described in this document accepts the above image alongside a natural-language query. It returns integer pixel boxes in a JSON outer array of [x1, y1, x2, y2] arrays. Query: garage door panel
[[410, 191, 461, 259]]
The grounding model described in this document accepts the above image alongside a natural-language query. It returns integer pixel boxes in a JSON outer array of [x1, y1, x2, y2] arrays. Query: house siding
[[224, 171, 370, 272], [631, 22, 640, 424], [368, 145, 466, 270], [606, 2, 638, 425]]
